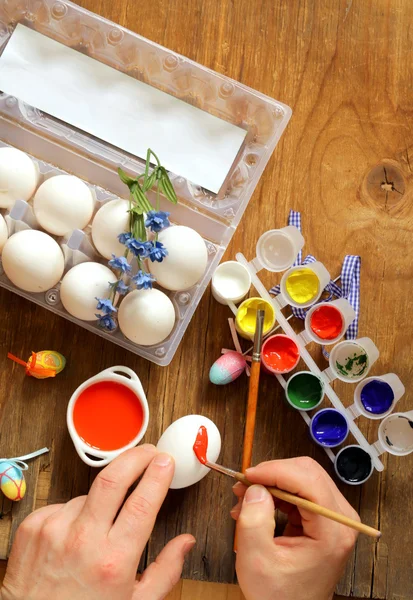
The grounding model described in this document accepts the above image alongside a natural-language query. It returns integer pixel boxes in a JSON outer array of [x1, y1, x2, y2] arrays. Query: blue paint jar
[[310, 408, 349, 448], [360, 379, 394, 415]]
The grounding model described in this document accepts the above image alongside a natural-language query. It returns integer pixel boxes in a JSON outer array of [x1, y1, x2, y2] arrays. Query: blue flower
[[148, 241, 168, 263], [118, 232, 131, 245], [108, 254, 131, 274], [132, 270, 156, 290], [96, 314, 117, 331], [125, 238, 152, 259], [115, 280, 130, 295], [95, 297, 118, 315], [145, 210, 170, 233]]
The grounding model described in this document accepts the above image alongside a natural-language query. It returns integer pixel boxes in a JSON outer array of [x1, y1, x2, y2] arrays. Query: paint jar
[[303, 298, 356, 345], [279, 262, 330, 309], [252, 226, 304, 273], [348, 374, 405, 420], [376, 410, 413, 456], [262, 334, 300, 374], [211, 261, 251, 305], [334, 445, 374, 485], [235, 297, 276, 339], [285, 371, 324, 411], [67, 366, 149, 467], [325, 337, 379, 384], [310, 408, 349, 448]]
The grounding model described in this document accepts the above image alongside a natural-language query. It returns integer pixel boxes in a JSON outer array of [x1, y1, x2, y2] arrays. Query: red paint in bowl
[[73, 381, 144, 451]]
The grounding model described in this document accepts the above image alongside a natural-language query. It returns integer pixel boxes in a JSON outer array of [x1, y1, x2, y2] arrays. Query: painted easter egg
[[157, 415, 221, 489], [0, 461, 26, 501], [209, 351, 247, 385], [29, 350, 66, 379]]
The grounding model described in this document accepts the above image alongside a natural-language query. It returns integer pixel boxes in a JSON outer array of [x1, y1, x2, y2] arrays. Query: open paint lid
[[252, 226, 304, 272]]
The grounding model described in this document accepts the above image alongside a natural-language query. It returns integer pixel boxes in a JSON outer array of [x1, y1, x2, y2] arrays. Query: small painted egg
[[2, 230, 65, 292], [157, 415, 221, 489], [118, 289, 176, 346], [91, 199, 130, 259], [29, 350, 66, 379], [0, 147, 39, 209], [209, 351, 247, 385], [148, 226, 208, 291], [0, 461, 26, 501], [0, 214, 8, 252], [60, 262, 118, 321], [33, 175, 95, 236]]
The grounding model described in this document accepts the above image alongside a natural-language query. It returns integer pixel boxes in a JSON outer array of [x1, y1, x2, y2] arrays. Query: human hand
[[1, 445, 195, 600], [231, 457, 360, 600]]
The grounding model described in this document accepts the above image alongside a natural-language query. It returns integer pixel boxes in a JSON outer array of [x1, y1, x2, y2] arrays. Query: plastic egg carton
[[235, 232, 410, 484], [0, 0, 291, 365]]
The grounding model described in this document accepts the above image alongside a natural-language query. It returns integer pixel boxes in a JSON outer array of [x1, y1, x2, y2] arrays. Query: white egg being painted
[[33, 175, 95, 236], [91, 199, 130, 259], [0, 214, 8, 252], [149, 226, 208, 291], [0, 147, 39, 209], [60, 262, 117, 321], [157, 415, 221, 489], [118, 289, 175, 346], [2, 230, 64, 292]]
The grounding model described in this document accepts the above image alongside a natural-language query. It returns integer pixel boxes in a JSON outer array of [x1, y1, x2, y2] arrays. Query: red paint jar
[[262, 334, 300, 374]]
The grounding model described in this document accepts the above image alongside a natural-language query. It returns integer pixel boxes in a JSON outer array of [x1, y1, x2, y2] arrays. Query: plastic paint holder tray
[[234, 228, 410, 483], [0, 0, 291, 366]]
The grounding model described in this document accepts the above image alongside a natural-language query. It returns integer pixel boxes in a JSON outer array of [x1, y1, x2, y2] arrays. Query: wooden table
[[1, 0, 412, 598]]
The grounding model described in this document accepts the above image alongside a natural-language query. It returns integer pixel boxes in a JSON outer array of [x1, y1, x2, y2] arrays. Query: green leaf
[[142, 170, 157, 192], [118, 167, 136, 187], [160, 170, 178, 204]]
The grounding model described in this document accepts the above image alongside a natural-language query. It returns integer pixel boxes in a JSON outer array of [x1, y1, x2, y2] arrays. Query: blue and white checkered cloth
[[269, 210, 361, 339]]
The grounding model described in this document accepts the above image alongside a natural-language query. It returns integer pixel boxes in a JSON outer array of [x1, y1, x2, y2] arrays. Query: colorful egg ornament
[[0, 461, 27, 501], [209, 351, 247, 385], [8, 350, 66, 379]]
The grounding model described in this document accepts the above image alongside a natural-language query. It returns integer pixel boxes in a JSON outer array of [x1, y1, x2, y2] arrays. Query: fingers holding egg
[[157, 415, 221, 489]]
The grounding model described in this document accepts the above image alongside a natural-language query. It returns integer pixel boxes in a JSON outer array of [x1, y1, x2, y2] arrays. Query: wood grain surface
[[1, 0, 413, 598]]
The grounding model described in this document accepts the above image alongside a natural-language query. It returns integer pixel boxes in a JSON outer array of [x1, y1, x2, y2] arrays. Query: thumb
[[236, 485, 276, 557]]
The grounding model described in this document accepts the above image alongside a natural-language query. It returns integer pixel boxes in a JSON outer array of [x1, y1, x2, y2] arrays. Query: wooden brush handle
[[241, 360, 261, 472], [235, 473, 381, 539]]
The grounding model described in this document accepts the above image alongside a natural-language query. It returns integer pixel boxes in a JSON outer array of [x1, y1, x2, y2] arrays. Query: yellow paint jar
[[285, 268, 319, 304], [235, 297, 276, 339]]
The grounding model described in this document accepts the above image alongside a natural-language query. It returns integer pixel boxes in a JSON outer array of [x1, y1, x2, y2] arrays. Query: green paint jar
[[285, 371, 324, 411]]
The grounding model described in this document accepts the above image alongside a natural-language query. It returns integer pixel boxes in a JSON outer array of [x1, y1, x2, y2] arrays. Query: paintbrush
[[233, 309, 265, 551], [241, 308, 265, 472], [206, 458, 381, 540]]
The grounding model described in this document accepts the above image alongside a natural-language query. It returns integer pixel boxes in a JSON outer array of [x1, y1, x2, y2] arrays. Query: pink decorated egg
[[209, 351, 247, 385]]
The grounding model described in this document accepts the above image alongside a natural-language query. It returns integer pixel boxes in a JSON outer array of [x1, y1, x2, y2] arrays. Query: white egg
[[91, 199, 130, 259], [2, 230, 64, 292], [33, 175, 95, 236], [118, 289, 175, 346], [157, 415, 221, 489], [0, 147, 39, 209], [0, 214, 8, 252], [60, 262, 117, 321], [149, 226, 208, 291]]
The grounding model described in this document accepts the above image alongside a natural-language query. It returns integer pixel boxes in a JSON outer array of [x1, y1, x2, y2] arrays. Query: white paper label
[[0, 25, 247, 193]]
